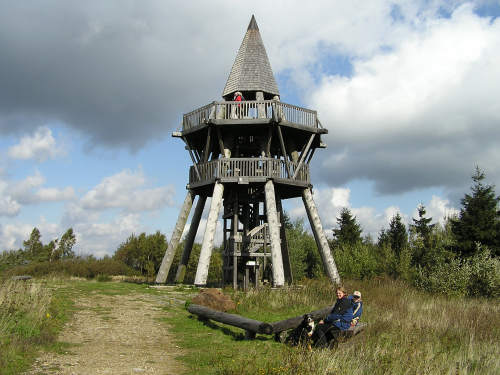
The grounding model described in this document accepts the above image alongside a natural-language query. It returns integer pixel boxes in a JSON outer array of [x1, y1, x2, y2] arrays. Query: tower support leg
[[277, 197, 293, 284], [264, 180, 285, 287], [174, 195, 207, 283], [156, 191, 194, 284], [302, 187, 341, 284], [195, 181, 224, 286]]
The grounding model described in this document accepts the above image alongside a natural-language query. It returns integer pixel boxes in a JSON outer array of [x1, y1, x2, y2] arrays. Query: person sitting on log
[[313, 286, 353, 348], [348, 290, 363, 327]]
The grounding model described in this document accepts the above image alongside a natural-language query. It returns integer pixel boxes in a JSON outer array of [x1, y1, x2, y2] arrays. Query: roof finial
[[247, 15, 259, 31]]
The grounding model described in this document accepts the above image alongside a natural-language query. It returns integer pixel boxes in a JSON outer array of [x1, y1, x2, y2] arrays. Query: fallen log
[[187, 303, 273, 336], [11, 275, 32, 281], [270, 306, 332, 333]]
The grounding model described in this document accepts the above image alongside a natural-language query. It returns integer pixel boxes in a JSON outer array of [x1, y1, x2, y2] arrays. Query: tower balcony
[[188, 157, 310, 190], [182, 100, 323, 133]]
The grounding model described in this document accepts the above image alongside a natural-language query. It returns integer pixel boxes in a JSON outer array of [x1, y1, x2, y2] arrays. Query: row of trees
[[0, 228, 76, 271], [331, 167, 499, 259], [327, 167, 499, 296], [2, 167, 498, 296]]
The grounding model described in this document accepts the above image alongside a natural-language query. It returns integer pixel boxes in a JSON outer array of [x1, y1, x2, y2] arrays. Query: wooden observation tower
[[156, 16, 340, 288]]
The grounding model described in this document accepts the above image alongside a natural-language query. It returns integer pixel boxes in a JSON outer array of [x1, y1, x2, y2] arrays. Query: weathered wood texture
[[302, 188, 341, 284], [155, 192, 194, 284], [188, 158, 310, 187], [183, 101, 319, 131], [270, 306, 332, 333], [264, 180, 285, 287], [187, 303, 273, 335]]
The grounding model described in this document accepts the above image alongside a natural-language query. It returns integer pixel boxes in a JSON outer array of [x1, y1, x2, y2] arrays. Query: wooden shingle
[[222, 15, 280, 99]]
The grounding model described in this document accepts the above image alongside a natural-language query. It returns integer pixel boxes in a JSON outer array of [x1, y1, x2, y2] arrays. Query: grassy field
[[1, 276, 499, 374], [168, 278, 500, 375]]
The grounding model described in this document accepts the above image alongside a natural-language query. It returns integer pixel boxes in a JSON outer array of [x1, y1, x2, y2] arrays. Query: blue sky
[[1, 1, 500, 256]]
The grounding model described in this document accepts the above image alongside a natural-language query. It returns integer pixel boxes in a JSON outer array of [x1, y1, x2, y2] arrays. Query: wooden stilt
[[264, 180, 285, 287], [302, 187, 340, 284], [194, 182, 224, 286], [156, 191, 194, 284], [174, 195, 207, 283]]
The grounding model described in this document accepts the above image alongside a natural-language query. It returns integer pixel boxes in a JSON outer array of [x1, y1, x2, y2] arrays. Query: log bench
[[187, 303, 366, 341]]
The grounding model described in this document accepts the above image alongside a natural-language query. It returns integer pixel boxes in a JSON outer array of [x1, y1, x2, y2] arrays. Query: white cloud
[[80, 169, 175, 212], [7, 171, 75, 205], [8, 126, 65, 162], [287, 186, 459, 238], [0, 222, 33, 250], [0, 218, 60, 251], [311, 4, 500, 194], [0, 180, 20, 217], [412, 195, 459, 225], [73, 213, 142, 257]]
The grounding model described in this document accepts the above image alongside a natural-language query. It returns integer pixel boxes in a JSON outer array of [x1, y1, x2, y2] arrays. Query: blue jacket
[[324, 297, 353, 330], [348, 295, 363, 325]]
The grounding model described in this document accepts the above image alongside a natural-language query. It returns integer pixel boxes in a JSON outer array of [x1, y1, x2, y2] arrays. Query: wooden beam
[[270, 306, 332, 333], [266, 127, 273, 157], [155, 192, 194, 283], [203, 127, 212, 162], [306, 147, 316, 164], [293, 134, 315, 180], [183, 137, 201, 180], [276, 125, 292, 178], [215, 126, 225, 157], [187, 304, 273, 335]]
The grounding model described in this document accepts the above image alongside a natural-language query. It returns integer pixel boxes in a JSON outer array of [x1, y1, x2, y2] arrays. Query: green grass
[[2, 276, 498, 375], [166, 278, 500, 375], [0, 277, 74, 375]]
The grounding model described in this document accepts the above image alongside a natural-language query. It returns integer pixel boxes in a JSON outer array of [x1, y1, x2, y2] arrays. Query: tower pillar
[[194, 181, 224, 286], [264, 180, 285, 287], [302, 187, 341, 284], [156, 191, 194, 284], [174, 195, 207, 283]]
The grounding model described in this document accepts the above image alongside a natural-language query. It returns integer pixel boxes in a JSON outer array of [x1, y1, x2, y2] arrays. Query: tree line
[[1, 167, 498, 296]]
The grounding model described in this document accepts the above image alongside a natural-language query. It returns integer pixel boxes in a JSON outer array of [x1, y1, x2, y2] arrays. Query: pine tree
[[332, 207, 362, 247], [23, 227, 44, 261], [388, 213, 408, 255], [451, 167, 500, 257]]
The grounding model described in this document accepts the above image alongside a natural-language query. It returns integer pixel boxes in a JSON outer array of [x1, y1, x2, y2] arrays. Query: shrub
[[4, 258, 137, 279], [332, 243, 381, 280], [413, 244, 500, 298], [467, 245, 500, 298]]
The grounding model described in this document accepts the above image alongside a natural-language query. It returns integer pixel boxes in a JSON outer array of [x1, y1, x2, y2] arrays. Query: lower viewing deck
[[188, 158, 310, 191]]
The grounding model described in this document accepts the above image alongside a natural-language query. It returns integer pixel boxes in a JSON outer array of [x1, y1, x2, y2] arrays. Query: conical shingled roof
[[222, 15, 279, 99]]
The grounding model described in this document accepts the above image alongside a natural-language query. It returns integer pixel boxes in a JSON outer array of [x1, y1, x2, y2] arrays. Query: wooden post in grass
[[187, 303, 273, 337]]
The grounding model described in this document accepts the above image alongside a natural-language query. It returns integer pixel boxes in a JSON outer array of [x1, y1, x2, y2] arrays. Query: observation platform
[[181, 100, 328, 134]]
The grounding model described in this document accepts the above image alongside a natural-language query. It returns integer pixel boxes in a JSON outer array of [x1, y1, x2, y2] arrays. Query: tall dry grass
[[0, 278, 54, 374], [217, 278, 500, 374]]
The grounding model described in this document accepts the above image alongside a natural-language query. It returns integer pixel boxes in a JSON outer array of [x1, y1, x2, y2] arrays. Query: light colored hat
[[353, 290, 361, 298]]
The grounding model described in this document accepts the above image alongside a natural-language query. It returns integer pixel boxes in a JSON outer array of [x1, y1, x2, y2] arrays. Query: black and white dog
[[288, 314, 316, 348]]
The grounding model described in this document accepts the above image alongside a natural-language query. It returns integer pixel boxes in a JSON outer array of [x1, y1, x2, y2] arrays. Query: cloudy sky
[[1, 0, 499, 256]]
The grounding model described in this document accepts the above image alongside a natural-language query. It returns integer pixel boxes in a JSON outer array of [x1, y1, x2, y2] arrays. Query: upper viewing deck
[[182, 100, 325, 133]]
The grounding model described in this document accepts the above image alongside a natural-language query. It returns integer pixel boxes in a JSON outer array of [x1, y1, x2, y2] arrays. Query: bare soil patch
[[25, 292, 185, 375]]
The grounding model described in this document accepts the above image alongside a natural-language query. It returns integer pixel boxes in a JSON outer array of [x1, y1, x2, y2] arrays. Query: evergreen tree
[[377, 228, 390, 248], [332, 207, 363, 247], [411, 205, 434, 242], [52, 228, 76, 260], [23, 227, 44, 260], [451, 167, 500, 257], [388, 213, 408, 255], [409, 205, 435, 265]]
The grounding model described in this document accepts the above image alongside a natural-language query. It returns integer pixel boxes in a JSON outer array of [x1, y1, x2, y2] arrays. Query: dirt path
[[25, 292, 185, 375]]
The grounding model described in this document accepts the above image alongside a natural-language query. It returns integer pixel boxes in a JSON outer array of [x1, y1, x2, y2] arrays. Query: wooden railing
[[189, 158, 310, 185], [182, 100, 318, 131]]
